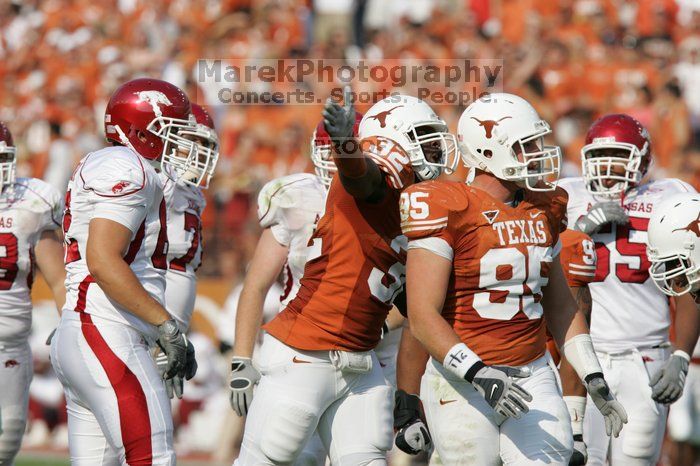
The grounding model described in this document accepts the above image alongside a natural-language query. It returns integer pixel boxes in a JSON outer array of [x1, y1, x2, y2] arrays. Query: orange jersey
[[546, 229, 597, 365], [401, 181, 568, 366], [264, 136, 415, 351]]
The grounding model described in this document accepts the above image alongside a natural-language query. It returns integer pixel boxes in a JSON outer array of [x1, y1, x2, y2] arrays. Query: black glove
[[569, 434, 587, 465], [156, 319, 188, 380], [574, 202, 628, 235], [393, 389, 432, 455], [467, 363, 533, 419], [322, 86, 355, 143]]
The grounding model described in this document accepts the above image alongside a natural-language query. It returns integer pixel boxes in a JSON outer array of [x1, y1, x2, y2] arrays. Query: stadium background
[[3, 0, 700, 464]]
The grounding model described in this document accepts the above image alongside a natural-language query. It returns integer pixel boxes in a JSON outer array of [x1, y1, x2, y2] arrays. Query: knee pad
[[259, 400, 318, 464], [621, 415, 660, 459], [0, 408, 27, 463]]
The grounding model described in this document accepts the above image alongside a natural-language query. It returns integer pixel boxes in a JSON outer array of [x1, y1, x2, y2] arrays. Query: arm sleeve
[[559, 230, 597, 287], [400, 182, 457, 251], [29, 179, 63, 232]]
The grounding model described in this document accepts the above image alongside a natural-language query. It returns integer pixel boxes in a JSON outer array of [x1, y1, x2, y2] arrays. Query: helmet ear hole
[[483, 149, 493, 159]]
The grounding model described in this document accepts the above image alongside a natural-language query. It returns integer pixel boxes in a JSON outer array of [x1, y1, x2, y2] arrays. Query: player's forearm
[[35, 231, 67, 313], [89, 257, 170, 325], [386, 306, 405, 331], [396, 321, 430, 394], [232, 285, 267, 358], [408, 309, 461, 363], [559, 354, 588, 397], [673, 292, 700, 355], [334, 144, 385, 200]]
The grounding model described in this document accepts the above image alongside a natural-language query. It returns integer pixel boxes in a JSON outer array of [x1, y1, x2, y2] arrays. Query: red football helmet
[[581, 114, 652, 198], [0, 122, 15, 187], [175, 103, 220, 188], [310, 111, 363, 188], [104, 78, 199, 177]]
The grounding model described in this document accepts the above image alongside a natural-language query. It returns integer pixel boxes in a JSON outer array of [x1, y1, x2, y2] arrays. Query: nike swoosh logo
[[530, 211, 542, 219], [292, 356, 311, 364], [439, 399, 456, 405], [490, 384, 498, 399]]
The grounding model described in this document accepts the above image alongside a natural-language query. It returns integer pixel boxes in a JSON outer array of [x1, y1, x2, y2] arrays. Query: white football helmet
[[458, 93, 561, 191], [358, 95, 458, 181], [0, 122, 16, 188], [647, 192, 700, 297]]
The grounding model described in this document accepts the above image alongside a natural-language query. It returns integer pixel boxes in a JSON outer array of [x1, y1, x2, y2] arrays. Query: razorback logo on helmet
[[673, 212, 700, 238], [111, 181, 130, 194], [470, 116, 512, 138], [367, 105, 403, 128], [134, 90, 173, 117]]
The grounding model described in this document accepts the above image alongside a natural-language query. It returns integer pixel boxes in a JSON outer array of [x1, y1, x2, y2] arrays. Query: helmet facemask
[[0, 141, 16, 188], [582, 142, 646, 199], [310, 141, 336, 189], [405, 121, 459, 181], [176, 123, 220, 188], [504, 126, 561, 191], [648, 249, 700, 297]]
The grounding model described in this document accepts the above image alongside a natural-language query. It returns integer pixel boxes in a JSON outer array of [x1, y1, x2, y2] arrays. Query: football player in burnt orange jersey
[[401, 93, 627, 465], [233, 88, 459, 466]]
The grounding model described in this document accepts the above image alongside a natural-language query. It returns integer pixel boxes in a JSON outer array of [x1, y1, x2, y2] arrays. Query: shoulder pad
[[79, 147, 148, 197], [401, 181, 468, 239], [257, 173, 321, 228]]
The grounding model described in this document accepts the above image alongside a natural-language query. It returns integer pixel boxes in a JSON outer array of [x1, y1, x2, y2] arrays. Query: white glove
[[229, 356, 261, 416], [574, 202, 628, 235], [586, 376, 628, 437], [569, 435, 587, 465], [650, 351, 690, 404], [468, 363, 533, 419]]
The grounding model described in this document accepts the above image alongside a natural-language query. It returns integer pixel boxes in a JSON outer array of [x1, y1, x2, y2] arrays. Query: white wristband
[[443, 342, 482, 380], [563, 396, 586, 436], [674, 349, 691, 362], [562, 334, 604, 382]]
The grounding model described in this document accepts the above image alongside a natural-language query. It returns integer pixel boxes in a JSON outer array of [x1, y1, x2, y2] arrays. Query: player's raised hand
[[468, 363, 533, 419], [322, 86, 356, 143], [574, 201, 629, 235], [586, 376, 628, 437], [393, 389, 432, 455], [229, 356, 261, 416], [156, 319, 188, 380], [650, 350, 690, 404]]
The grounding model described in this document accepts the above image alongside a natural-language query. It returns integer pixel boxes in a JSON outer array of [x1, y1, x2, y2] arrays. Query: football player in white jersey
[[646, 192, 700, 466], [559, 114, 700, 465], [49, 78, 197, 465], [0, 122, 66, 464], [150, 102, 218, 399]]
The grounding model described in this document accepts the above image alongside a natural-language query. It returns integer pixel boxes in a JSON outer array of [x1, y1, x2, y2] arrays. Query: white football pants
[[421, 355, 573, 466], [668, 362, 700, 445], [50, 311, 175, 465], [235, 334, 394, 466], [0, 341, 32, 464], [584, 346, 670, 465]]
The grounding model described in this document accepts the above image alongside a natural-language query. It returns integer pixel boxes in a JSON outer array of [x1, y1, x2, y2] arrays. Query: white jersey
[[560, 177, 696, 352], [63, 146, 166, 340], [0, 178, 62, 344], [257, 173, 326, 308]]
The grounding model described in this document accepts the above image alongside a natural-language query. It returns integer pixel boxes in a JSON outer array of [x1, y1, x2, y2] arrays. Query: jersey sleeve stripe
[[402, 223, 448, 233], [402, 217, 449, 226], [366, 153, 403, 189], [569, 270, 596, 277], [569, 263, 597, 270]]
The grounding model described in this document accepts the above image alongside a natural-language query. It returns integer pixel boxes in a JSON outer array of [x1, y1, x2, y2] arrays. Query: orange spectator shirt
[[401, 181, 568, 366], [547, 229, 598, 364], [264, 137, 415, 351]]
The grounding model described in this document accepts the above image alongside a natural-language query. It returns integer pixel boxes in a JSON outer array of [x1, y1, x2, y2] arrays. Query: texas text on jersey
[[63, 146, 167, 340], [0, 178, 62, 343], [560, 177, 695, 352], [400, 180, 568, 366], [264, 136, 415, 352]]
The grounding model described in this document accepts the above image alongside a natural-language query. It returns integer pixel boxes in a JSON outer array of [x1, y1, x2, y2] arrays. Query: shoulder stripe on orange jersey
[[569, 270, 596, 277], [569, 263, 596, 270], [402, 217, 449, 226], [402, 223, 448, 233], [367, 153, 403, 189]]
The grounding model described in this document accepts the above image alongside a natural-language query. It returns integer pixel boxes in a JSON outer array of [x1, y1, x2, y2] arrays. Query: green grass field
[[16, 455, 69, 466]]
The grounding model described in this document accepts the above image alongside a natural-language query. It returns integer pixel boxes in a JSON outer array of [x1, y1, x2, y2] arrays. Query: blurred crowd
[[5, 0, 700, 462]]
